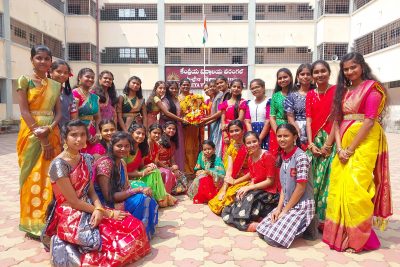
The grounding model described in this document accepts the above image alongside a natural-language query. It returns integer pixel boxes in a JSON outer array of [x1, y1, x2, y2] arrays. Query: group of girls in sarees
[[16, 44, 392, 267]]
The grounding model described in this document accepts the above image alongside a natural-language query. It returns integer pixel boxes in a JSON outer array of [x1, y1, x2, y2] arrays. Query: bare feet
[[345, 248, 356, 253]]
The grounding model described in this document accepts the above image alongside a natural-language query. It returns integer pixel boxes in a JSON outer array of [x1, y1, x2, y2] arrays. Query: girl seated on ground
[[157, 121, 188, 195], [256, 123, 315, 248], [187, 140, 225, 204], [94, 132, 159, 239], [91, 119, 116, 160], [43, 120, 150, 266], [222, 131, 280, 232], [125, 123, 176, 207], [208, 120, 250, 215]]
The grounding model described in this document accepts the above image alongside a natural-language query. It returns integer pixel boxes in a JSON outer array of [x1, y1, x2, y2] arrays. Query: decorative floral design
[[180, 94, 209, 125]]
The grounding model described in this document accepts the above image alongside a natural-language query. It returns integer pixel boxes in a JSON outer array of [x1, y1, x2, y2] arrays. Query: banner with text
[[165, 66, 248, 89]]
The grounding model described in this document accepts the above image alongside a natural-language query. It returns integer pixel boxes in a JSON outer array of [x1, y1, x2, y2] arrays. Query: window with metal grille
[[165, 47, 247, 65], [101, 47, 157, 64], [317, 43, 348, 61], [68, 0, 96, 18], [354, 19, 400, 55], [184, 48, 201, 54], [10, 18, 63, 58], [212, 5, 229, 13], [256, 47, 313, 64], [184, 5, 202, 14], [317, 0, 350, 17], [353, 0, 372, 11], [165, 4, 248, 20], [256, 3, 313, 20], [268, 5, 286, 12], [68, 43, 97, 61], [44, 0, 64, 12], [101, 4, 157, 20]]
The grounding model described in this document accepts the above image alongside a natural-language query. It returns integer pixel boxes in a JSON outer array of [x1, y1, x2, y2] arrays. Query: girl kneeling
[[222, 131, 280, 231], [257, 124, 315, 248]]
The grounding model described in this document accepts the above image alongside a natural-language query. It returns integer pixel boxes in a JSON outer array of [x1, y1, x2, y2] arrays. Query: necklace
[[33, 72, 48, 87], [78, 87, 90, 98], [316, 84, 330, 101], [63, 149, 81, 161], [78, 87, 92, 109]]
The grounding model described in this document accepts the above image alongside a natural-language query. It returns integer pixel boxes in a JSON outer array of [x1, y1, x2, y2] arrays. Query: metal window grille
[[10, 18, 63, 58], [317, 0, 350, 17], [353, 0, 372, 11], [354, 19, 400, 55], [255, 47, 313, 64], [68, 0, 96, 18], [165, 47, 247, 65], [68, 43, 97, 61], [165, 4, 248, 20], [44, 0, 65, 13], [100, 4, 157, 21], [101, 47, 158, 64], [256, 3, 313, 20], [316, 43, 348, 60], [0, 13, 3, 38]]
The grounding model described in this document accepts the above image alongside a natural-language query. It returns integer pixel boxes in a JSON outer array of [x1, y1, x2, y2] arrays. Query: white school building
[[0, 0, 399, 129]]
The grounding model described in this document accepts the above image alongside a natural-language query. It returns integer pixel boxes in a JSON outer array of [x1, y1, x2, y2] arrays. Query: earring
[[296, 82, 300, 87], [294, 140, 297, 146], [63, 143, 68, 150], [83, 143, 87, 148]]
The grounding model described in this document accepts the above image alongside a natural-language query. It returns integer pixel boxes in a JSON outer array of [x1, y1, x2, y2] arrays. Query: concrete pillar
[[3, 0, 13, 120], [157, 0, 165, 80], [247, 0, 256, 87]]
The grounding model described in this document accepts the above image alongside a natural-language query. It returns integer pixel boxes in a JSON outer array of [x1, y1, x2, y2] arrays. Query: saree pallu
[[17, 76, 61, 237], [323, 121, 388, 252], [208, 142, 249, 215], [210, 119, 223, 158], [306, 129, 335, 223]]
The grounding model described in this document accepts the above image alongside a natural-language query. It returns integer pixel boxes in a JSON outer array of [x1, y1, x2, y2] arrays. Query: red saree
[[44, 154, 150, 266]]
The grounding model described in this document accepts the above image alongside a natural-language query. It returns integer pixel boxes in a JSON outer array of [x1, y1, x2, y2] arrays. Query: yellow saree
[[208, 141, 249, 215], [16, 75, 61, 237], [323, 80, 392, 252]]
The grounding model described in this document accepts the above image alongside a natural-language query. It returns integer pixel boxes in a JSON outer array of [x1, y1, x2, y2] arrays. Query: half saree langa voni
[[16, 75, 61, 237], [323, 80, 392, 252], [305, 85, 336, 224], [208, 140, 249, 215]]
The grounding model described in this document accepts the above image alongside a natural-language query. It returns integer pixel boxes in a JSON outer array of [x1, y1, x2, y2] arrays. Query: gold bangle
[[94, 207, 105, 213], [41, 143, 51, 147], [346, 148, 355, 155], [324, 143, 333, 148], [109, 210, 114, 218]]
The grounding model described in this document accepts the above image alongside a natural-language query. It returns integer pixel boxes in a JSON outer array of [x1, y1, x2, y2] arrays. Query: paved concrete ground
[[0, 133, 399, 267]]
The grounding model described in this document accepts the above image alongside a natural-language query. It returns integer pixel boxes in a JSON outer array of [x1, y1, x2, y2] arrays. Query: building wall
[[2, 0, 400, 123], [10, 0, 65, 41]]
